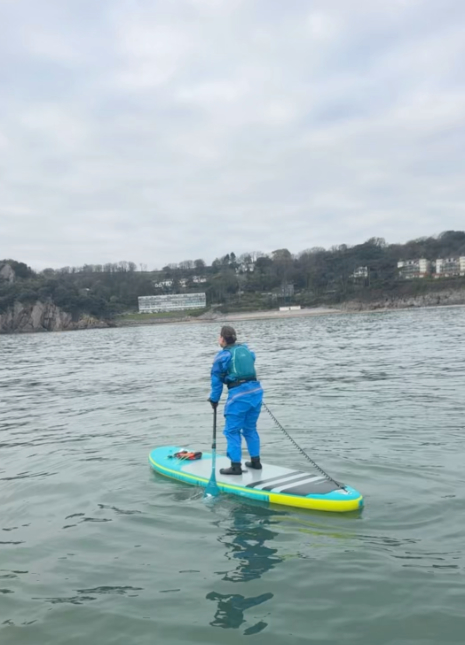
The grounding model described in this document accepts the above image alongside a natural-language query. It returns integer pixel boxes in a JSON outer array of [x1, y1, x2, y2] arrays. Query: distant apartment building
[[397, 259, 430, 279], [398, 257, 465, 279], [435, 257, 465, 278], [138, 293, 206, 313]]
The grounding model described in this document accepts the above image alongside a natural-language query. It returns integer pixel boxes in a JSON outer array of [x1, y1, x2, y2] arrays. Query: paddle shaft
[[204, 406, 220, 497], [211, 406, 217, 471]]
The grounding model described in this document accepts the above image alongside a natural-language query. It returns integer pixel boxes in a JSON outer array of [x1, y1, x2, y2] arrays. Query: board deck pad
[[149, 446, 364, 513]]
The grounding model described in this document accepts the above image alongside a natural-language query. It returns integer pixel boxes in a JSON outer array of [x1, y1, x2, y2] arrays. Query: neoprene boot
[[245, 456, 262, 470], [220, 462, 243, 475]]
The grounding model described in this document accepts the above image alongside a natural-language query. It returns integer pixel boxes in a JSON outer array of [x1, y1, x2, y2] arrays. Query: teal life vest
[[224, 344, 257, 384]]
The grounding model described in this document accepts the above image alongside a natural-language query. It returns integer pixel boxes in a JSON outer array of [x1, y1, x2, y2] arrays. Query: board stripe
[[246, 470, 302, 489], [263, 475, 324, 493], [279, 478, 339, 496]]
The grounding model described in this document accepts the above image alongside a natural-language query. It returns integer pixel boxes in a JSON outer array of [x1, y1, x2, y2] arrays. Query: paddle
[[204, 406, 220, 497]]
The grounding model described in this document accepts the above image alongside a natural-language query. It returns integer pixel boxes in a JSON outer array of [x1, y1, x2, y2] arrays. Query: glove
[[208, 398, 218, 410]]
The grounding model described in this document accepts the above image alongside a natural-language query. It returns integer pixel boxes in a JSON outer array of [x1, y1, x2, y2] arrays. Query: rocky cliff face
[[0, 301, 110, 334], [340, 288, 465, 311], [0, 263, 16, 283]]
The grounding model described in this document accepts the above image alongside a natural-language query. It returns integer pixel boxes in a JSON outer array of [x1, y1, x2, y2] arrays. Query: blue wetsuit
[[209, 344, 263, 463]]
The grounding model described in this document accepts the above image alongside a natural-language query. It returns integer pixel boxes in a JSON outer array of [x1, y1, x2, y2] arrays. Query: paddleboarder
[[208, 325, 263, 475]]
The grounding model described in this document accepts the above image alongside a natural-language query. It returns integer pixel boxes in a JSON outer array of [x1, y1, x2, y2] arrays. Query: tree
[[0, 259, 34, 279], [271, 249, 292, 262]]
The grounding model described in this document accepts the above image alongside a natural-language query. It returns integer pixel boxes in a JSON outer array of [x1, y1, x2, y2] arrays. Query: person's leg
[[242, 401, 262, 467], [221, 413, 244, 474]]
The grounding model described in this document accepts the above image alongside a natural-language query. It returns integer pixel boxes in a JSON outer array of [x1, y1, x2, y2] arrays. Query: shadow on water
[[206, 501, 285, 636]]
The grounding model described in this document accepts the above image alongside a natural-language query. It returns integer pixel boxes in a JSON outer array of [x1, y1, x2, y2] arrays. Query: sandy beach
[[115, 306, 346, 327], [200, 306, 342, 322]]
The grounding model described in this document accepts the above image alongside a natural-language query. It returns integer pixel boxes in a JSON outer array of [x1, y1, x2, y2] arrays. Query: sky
[[1, 0, 465, 270]]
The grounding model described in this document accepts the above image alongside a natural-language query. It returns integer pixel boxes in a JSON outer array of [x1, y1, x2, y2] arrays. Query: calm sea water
[[1, 308, 464, 645]]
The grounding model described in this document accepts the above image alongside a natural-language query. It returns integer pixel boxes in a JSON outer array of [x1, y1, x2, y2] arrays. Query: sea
[[1, 306, 464, 645]]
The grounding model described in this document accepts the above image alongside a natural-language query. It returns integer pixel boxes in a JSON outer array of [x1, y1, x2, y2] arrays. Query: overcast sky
[[1, 0, 464, 270]]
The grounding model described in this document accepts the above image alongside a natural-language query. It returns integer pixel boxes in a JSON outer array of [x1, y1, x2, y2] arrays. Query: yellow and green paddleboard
[[149, 446, 363, 513]]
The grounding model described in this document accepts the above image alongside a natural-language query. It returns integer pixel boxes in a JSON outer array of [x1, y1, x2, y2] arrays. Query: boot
[[245, 456, 262, 470], [220, 462, 243, 475]]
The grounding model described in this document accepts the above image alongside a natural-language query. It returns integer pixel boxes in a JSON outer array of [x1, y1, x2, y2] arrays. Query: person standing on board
[[208, 325, 263, 475]]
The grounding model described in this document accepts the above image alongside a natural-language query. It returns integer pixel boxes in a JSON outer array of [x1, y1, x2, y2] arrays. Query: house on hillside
[[351, 266, 368, 280]]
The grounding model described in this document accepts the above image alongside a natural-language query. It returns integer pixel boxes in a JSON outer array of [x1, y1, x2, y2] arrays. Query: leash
[[263, 402, 342, 489]]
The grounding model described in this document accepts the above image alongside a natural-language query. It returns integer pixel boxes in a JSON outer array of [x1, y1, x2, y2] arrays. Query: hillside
[[2, 231, 465, 333]]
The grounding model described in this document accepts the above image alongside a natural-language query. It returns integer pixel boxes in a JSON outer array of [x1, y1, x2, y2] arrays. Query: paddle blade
[[204, 473, 220, 498]]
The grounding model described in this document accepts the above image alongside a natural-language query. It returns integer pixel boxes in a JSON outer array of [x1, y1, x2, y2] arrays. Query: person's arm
[[208, 351, 230, 405]]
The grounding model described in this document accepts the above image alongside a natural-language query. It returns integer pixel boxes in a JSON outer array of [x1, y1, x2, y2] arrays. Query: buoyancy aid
[[224, 344, 257, 387]]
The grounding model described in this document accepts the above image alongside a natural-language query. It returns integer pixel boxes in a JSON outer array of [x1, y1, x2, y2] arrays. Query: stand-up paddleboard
[[149, 446, 363, 513]]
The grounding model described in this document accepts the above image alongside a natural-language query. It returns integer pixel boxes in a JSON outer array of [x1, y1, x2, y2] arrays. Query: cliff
[[0, 301, 111, 334]]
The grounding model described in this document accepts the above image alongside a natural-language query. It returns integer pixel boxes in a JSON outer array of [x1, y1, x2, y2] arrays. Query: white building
[[138, 293, 206, 313], [351, 266, 368, 279], [153, 279, 173, 289], [435, 257, 465, 278], [397, 259, 430, 279]]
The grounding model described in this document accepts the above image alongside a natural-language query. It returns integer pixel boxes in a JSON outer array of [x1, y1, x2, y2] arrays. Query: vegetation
[[1, 231, 465, 320]]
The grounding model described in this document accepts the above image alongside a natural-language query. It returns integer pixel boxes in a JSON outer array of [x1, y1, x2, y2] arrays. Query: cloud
[[1, 0, 465, 270]]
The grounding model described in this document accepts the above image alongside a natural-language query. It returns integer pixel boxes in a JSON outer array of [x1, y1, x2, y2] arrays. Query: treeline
[[0, 260, 155, 318], [1, 231, 465, 319]]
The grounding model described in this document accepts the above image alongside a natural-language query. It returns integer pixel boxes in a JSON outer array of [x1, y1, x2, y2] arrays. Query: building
[[138, 293, 206, 313], [236, 259, 256, 274], [351, 266, 368, 279], [153, 279, 173, 289], [435, 257, 465, 278], [397, 259, 430, 279]]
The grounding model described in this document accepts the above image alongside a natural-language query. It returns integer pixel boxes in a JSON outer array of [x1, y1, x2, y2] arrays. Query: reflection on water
[[207, 503, 284, 634], [207, 593, 272, 635]]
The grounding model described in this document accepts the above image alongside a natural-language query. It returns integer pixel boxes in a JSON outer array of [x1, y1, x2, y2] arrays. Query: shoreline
[[3, 301, 465, 335], [114, 302, 465, 328], [115, 306, 342, 327]]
